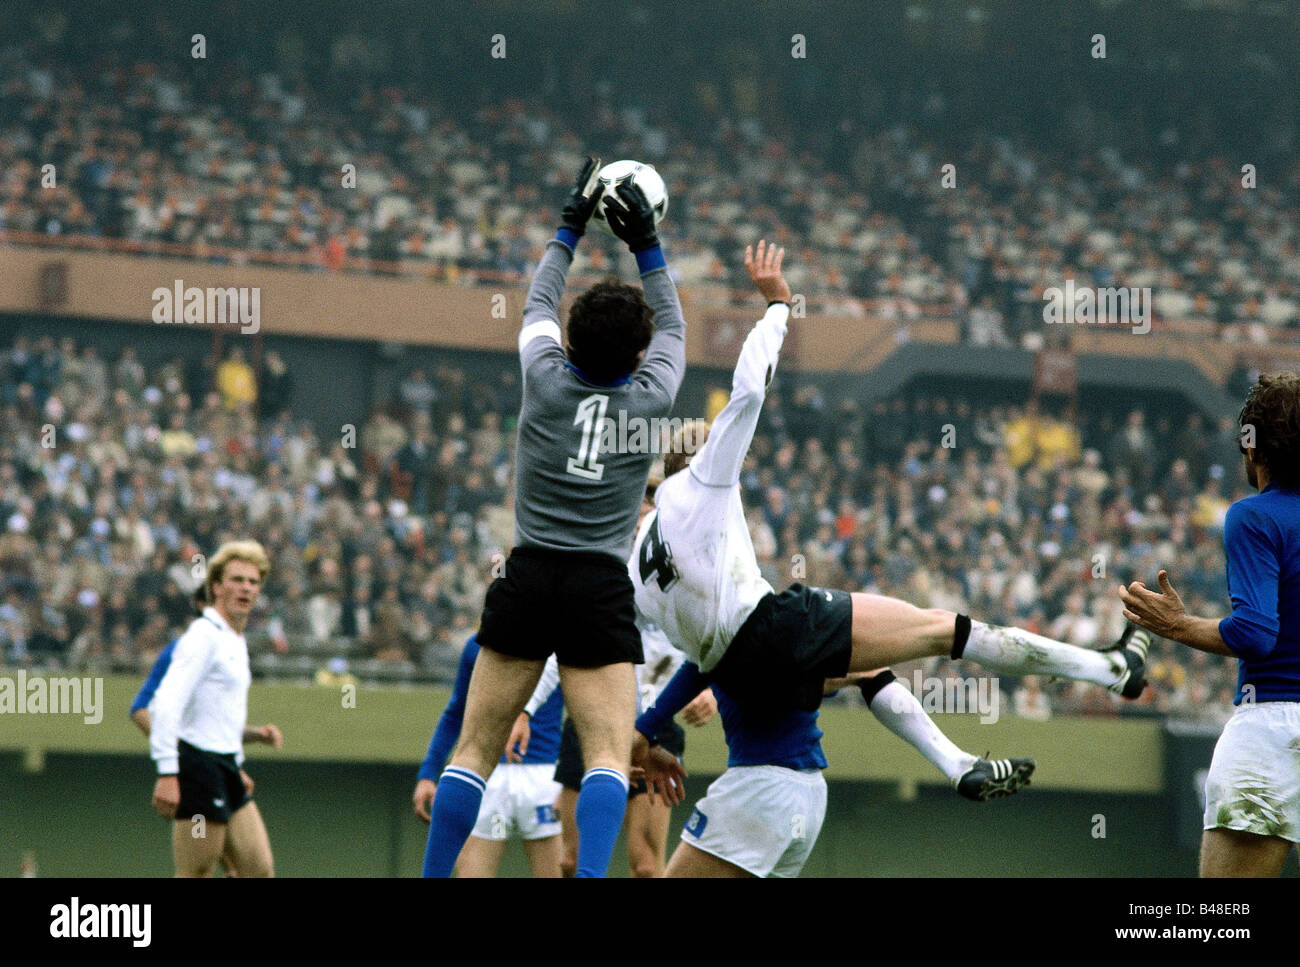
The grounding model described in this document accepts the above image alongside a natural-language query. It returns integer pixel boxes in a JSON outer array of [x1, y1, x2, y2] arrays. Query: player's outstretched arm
[[687, 240, 790, 488], [633, 662, 711, 787], [519, 157, 603, 361], [1128, 500, 1284, 660], [1120, 570, 1232, 656]]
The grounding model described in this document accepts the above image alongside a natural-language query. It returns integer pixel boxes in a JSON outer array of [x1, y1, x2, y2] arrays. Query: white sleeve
[[687, 303, 788, 488], [524, 654, 561, 717], [149, 625, 214, 774], [639, 629, 686, 704], [519, 319, 562, 354]]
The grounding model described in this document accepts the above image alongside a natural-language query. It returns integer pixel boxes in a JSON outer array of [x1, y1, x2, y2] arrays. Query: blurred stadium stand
[[2, 0, 1296, 722]]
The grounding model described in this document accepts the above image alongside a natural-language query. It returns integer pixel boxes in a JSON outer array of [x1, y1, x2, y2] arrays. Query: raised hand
[[603, 179, 661, 253], [744, 239, 791, 304], [559, 156, 604, 238]]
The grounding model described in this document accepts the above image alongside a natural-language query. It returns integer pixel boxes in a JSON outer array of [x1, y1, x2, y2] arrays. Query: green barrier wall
[[8, 674, 1290, 877], [0, 675, 1164, 789], [1, 751, 1201, 877]]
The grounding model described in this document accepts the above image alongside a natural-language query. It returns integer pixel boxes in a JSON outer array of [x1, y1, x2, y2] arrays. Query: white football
[[590, 160, 669, 237]]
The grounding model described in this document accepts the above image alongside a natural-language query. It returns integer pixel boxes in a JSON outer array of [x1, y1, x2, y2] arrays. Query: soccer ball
[[589, 160, 669, 237]]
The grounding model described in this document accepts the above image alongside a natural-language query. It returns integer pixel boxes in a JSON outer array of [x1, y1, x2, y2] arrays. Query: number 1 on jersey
[[566, 393, 609, 480]]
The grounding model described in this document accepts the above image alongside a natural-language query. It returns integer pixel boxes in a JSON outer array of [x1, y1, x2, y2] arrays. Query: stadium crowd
[[3, 28, 1300, 340], [1, 334, 1246, 721]]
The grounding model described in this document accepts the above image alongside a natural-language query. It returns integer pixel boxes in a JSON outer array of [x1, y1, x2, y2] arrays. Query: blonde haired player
[[149, 540, 278, 877]]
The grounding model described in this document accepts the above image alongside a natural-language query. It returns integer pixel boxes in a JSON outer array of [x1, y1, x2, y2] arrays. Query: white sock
[[962, 620, 1125, 689], [869, 679, 978, 784]]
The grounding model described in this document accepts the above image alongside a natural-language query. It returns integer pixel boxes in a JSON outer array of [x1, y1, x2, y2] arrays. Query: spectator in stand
[[217, 347, 257, 411]]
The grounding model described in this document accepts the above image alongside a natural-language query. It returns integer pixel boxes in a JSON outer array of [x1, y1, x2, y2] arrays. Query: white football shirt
[[149, 606, 252, 773], [629, 302, 788, 672]]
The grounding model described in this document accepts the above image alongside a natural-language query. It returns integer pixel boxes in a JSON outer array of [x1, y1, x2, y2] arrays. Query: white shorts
[[680, 765, 827, 878], [471, 763, 562, 841], [1203, 702, 1300, 843]]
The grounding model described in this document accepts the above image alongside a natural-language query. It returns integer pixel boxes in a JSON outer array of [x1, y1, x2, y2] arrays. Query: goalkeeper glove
[[558, 156, 604, 238], [602, 179, 660, 253]]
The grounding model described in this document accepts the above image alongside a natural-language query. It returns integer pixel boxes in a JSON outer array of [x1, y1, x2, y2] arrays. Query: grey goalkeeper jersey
[[514, 239, 686, 562]]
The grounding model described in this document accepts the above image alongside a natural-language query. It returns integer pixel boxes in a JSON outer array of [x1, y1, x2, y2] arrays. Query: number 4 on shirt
[[639, 513, 679, 591]]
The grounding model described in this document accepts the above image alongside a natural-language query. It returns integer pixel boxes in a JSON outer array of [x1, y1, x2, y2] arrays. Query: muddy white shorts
[[1203, 702, 1300, 843], [472, 763, 562, 841], [680, 765, 827, 877]]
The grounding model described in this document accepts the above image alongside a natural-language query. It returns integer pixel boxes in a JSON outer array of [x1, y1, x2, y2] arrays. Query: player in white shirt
[[149, 540, 276, 877], [631, 241, 1151, 776]]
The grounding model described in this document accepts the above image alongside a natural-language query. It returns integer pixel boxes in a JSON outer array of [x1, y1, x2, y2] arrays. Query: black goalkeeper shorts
[[478, 547, 644, 668]]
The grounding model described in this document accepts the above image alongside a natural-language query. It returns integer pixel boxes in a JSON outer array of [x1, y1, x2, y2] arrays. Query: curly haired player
[[422, 159, 687, 878], [1122, 371, 1300, 877]]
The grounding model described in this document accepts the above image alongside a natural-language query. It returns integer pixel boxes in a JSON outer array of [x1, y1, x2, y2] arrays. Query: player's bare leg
[[559, 662, 638, 775], [846, 593, 1145, 697], [448, 648, 547, 779], [556, 787, 578, 877], [1199, 829, 1294, 878], [218, 842, 239, 877], [454, 836, 508, 878], [625, 794, 671, 877], [172, 818, 227, 878], [558, 661, 639, 876], [846, 595, 953, 667], [423, 648, 546, 876], [223, 800, 274, 877], [663, 840, 753, 878], [522, 834, 564, 878]]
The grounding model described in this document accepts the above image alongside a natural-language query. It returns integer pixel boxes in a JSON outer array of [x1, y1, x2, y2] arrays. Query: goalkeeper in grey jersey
[[422, 158, 687, 878]]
